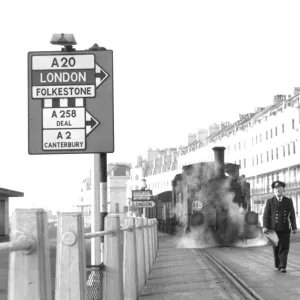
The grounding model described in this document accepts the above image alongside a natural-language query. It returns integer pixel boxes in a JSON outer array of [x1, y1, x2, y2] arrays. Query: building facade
[[127, 88, 300, 225], [79, 163, 131, 226]]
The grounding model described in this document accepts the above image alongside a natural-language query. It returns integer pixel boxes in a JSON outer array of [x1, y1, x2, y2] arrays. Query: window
[[239, 142, 241, 150], [239, 160, 241, 167], [256, 136, 258, 144], [292, 119, 295, 129], [267, 151, 269, 162], [256, 155, 258, 165], [275, 127, 277, 136], [283, 146, 285, 157], [270, 129, 273, 138], [260, 153, 263, 163], [276, 148, 278, 159], [252, 156, 254, 166], [288, 144, 290, 156], [271, 149, 274, 160], [282, 124, 285, 133], [244, 158, 246, 168], [266, 131, 268, 140], [293, 142, 296, 154]]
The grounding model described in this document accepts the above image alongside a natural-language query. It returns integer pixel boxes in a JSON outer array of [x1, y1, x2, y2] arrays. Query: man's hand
[[262, 227, 268, 233], [292, 229, 297, 234]]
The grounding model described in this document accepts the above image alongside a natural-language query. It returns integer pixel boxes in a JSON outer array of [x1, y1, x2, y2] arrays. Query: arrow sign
[[95, 64, 109, 88], [132, 201, 156, 208], [86, 110, 100, 135]]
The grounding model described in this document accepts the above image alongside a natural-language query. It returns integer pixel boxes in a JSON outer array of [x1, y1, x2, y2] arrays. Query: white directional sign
[[28, 50, 114, 154], [42, 104, 99, 151], [43, 107, 85, 129], [132, 201, 156, 208], [132, 190, 152, 201], [31, 54, 108, 98]]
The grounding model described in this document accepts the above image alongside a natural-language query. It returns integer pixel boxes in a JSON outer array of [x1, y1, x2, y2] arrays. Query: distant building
[[79, 163, 131, 226]]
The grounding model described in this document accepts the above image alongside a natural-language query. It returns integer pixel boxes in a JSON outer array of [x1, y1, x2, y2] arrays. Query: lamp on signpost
[[50, 33, 77, 52]]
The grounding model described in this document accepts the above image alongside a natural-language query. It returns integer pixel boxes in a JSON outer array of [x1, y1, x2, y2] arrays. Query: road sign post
[[132, 190, 155, 209], [27, 35, 113, 268]]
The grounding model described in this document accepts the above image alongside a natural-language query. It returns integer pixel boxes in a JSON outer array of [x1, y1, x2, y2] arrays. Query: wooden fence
[[1, 208, 158, 300]]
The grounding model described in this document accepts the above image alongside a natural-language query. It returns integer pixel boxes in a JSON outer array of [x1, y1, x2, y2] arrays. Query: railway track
[[199, 249, 265, 300]]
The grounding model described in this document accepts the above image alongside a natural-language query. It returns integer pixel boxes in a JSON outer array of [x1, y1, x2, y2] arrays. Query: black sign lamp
[[50, 33, 77, 52]]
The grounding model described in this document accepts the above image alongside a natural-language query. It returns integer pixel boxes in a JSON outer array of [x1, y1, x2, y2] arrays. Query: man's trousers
[[273, 231, 290, 269]]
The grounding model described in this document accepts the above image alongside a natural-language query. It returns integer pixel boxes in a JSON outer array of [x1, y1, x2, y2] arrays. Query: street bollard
[[150, 219, 155, 265], [142, 218, 150, 278], [55, 212, 86, 300], [148, 219, 154, 268], [135, 217, 146, 294], [103, 214, 124, 300], [153, 218, 158, 257], [8, 209, 52, 300], [123, 217, 138, 300]]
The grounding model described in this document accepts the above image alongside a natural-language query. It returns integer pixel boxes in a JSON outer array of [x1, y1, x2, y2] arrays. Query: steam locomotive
[[172, 147, 259, 245]]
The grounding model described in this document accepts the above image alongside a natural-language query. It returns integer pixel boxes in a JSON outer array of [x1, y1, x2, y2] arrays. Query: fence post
[[150, 219, 155, 265], [8, 209, 52, 300], [142, 217, 150, 279], [148, 219, 153, 268], [135, 217, 146, 295], [153, 218, 158, 256], [123, 217, 138, 300], [55, 212, 86, 300], [103, 214, 123, 300]]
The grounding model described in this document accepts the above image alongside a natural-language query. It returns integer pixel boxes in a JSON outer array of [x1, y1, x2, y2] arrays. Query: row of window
[[228, 119, 296, 152], [234, 142, 297, 168], [252, 142, 297, 166]]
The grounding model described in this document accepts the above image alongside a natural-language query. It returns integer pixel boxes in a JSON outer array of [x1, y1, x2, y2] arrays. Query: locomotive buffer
[[132, 190, 155, 208]]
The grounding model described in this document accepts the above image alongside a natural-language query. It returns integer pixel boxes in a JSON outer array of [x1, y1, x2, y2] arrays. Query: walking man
[[263, 181, 297, 273]]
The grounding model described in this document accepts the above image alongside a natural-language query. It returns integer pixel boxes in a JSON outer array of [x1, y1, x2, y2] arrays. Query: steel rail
[[202, 249, 265, 300]]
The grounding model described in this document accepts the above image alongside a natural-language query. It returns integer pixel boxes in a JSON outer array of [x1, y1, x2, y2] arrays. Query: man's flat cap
[[271, 181, 286, 189]]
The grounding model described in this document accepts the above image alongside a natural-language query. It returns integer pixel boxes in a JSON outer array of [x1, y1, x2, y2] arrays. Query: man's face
[[274, 186, 284, 197]]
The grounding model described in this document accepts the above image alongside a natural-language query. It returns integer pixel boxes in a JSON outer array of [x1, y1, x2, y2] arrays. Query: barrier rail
[[6, 208, 158, 300]]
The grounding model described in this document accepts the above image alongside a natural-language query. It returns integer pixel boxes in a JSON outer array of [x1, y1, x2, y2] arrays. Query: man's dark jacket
[[263, 196, 297, 232]]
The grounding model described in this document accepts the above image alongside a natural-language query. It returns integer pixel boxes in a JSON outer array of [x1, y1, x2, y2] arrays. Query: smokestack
[[213, 147, 226, 178]]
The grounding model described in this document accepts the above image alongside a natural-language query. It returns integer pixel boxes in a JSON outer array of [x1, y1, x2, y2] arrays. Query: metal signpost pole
[[92, 153, 101, 265], [99, 152, 108, 262]]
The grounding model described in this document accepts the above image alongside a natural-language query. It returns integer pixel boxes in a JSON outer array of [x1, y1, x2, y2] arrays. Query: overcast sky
[[1, 0, 300, 212]]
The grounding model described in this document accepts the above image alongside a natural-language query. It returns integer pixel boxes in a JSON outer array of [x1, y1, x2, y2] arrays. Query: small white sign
[[192, 200, 203, 211], [132, 201, 155, 208], [43, 107, 85, 129], [32, 85, 95, 98], [32, 54, 95, 70], [43, 129, 85, 150]]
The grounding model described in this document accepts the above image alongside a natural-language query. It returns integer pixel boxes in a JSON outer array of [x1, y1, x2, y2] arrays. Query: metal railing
[[5, 209, 158, 300]]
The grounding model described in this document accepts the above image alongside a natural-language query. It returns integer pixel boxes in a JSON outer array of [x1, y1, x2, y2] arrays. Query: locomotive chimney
[[213, 146, 226, 178]]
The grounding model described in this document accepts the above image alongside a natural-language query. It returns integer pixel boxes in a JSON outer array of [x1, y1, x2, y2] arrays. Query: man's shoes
[[277, 267, 281, 271], [280, 268, 287, 273]]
